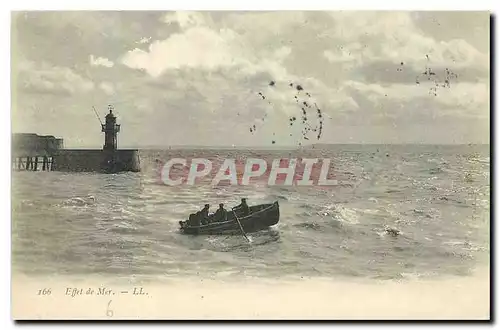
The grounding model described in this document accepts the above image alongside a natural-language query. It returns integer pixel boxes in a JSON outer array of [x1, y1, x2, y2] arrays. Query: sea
[[11, 144, 490, 283]]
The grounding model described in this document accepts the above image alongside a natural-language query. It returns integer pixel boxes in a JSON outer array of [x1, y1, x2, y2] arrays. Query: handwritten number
[[106, 300, 114, 317]]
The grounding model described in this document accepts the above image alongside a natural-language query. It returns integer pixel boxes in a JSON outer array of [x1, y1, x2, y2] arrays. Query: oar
[[231, 207, 251, 243]]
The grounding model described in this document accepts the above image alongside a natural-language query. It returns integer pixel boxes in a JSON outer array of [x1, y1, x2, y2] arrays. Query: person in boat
[[213, 203, 228, 223], [199, 204, 210, 225], [235, 198, 250, 216], [187, 212, 201, 227]]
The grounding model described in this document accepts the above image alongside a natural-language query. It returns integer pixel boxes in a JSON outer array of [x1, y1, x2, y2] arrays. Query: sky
[[11, 11, 490, 147]]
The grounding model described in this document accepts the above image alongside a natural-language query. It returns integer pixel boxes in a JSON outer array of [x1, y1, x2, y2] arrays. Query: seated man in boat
[[235, 198, 250, 216], [199, 204, 210, 225], [213, 203, 228, 223], [187, 213, 201, 227]]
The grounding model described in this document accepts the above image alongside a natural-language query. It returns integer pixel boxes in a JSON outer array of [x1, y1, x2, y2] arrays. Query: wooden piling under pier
[[12, 150, 140, 173], [12, 156, 53, 171]]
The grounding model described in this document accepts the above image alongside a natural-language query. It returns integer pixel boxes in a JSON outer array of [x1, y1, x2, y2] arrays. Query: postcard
[[11, 10, 490, 320]]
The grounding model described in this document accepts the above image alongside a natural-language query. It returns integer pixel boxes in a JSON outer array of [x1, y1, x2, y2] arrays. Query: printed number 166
[[37, 288, 52, 295]]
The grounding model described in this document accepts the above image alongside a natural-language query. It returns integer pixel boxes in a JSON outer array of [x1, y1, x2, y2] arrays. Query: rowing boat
[[179, 201, 280, 235]]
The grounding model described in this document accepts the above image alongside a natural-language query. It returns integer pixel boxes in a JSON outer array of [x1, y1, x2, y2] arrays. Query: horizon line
[[59, 142, 491, 149]]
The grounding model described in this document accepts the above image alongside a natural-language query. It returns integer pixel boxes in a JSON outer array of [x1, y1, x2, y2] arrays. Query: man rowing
[[234, 198, 250, 216]]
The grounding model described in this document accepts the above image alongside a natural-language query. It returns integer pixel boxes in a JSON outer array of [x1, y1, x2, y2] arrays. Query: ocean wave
[[11, 146, 490, 281], [60, 196, 97, 207], [293, 222, 323, 231]]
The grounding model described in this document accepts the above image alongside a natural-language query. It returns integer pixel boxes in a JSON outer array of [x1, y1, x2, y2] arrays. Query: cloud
[[345, 79, 487, 105], [122, 11, 298, 81], [162, 11, 208, 29], [137, 36, 152, 44], [16, 60, 95, 96], [343, 79, 489, 123], [12, 11, 490, 145], [13, 11, 178, 69], [89, 54, 114, 68], [121, 26, 241, 77], [99, 82, 115, 95], [115, 11, 489, 145], [323, 12, 488, 73], [222, 11, 306, 35]]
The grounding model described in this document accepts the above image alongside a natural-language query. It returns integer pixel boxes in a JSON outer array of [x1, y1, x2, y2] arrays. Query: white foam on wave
[[62, 195, 97, 207], [334, 206, 360, 224]]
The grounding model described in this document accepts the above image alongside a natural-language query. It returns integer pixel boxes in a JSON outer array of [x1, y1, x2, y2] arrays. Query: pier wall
[[52, 149, 140, 173]]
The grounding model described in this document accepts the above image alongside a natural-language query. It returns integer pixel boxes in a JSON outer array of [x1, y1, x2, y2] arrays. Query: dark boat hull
[[180, 201, 280, 235]]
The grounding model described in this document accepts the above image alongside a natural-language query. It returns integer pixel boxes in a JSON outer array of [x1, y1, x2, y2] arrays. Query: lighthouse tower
[[102, 104, 120, 151]]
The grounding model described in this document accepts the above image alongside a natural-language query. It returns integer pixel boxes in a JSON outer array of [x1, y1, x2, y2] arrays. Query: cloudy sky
[[11, 11, 489, 147]]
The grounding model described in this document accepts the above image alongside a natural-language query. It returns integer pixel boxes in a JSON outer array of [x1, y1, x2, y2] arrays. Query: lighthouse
[[102, 104, 120, 151], [20, 103, 140, 173]]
